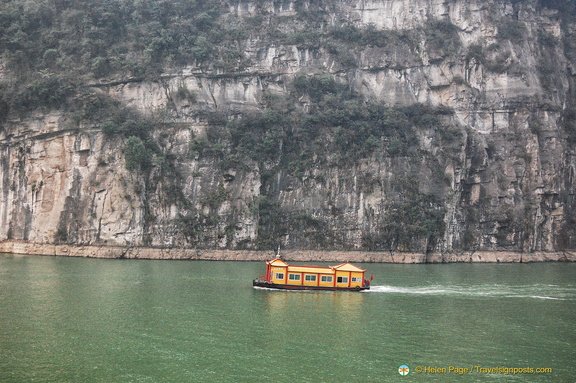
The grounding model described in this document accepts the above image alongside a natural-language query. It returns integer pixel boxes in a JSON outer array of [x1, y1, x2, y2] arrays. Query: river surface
[[0, 254, 574, 382]]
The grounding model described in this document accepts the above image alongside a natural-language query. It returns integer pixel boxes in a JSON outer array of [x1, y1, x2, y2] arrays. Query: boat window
[[275, 273, 284, 280], [288, 273, 301, 281], [337, 276, 349, 284], [352, 277, 362, 283], [321, 275, 333, 283], [304, 274, 317, 282]]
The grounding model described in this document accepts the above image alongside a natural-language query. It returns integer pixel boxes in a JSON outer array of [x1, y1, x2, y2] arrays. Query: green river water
[[0, 254, 574, 382]]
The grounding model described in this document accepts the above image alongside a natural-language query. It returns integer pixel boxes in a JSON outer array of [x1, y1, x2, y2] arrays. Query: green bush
[[18, 74, 75, 111], [497, 20, 526, 43], [537, 59, 557, 90], [189, 136, 209, 157], [191, 35, 213, 61], [253, 196, 287, 250], [327, 24, 364, 44], [292, 73, 349, 102], [72, 90, 123, 122], [537, 29, 559, 46], [466, 43, 484, 62], [424, 20, 461, 58], [176, 85, 197, 103], [372, 189, 445, 251], [327, 23, 402, 48], [387, 137, 408, 157], [124, 136, 151, 171], [100, 121, 119, 136], [202, 183, 230, 210], [120, 119, 152, 139], [563, 108, 576, 144], [0, 84, 9, 122]]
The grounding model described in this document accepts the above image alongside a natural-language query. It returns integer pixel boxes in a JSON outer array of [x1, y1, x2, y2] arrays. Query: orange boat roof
[[330, 262, 367, 272], [288, 265, 334, 274], [266, 258, 289, 267], [265, 259, 366, 273]]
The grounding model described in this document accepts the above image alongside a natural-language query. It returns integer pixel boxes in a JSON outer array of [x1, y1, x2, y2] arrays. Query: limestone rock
[[0, 0, 574, 258]]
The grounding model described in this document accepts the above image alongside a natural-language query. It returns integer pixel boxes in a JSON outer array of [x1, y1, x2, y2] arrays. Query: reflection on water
[[263, 289, 365, 317], [261, 289, 366, 345]]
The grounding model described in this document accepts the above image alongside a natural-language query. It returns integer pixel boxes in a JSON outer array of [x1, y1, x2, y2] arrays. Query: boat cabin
[[259, 258, 369, 290]]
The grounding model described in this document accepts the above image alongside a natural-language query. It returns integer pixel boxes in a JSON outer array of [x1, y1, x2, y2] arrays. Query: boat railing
[[254, 274, 268, 283]]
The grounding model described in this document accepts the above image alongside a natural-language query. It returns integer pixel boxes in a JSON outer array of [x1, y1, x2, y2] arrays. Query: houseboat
[[253, 258, 371, 291]]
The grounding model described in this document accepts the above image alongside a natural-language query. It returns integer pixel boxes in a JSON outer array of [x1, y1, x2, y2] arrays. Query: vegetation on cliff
[[194, 74, 458, 251], [1, 0, 574, 115]]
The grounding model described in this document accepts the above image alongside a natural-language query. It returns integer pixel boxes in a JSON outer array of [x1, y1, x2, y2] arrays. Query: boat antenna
[[276, 245, 281, 257]]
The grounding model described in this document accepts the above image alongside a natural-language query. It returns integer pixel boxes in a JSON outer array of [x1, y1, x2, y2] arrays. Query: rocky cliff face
[[1, 0, 575, 256]]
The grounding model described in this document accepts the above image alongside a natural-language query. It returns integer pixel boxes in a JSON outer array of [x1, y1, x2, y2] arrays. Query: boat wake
[[368, 284, 574, 300]]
